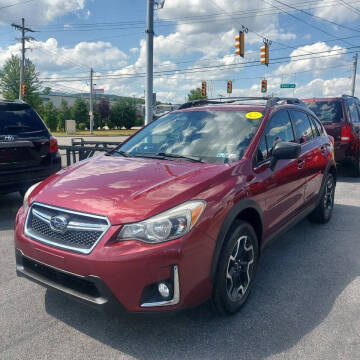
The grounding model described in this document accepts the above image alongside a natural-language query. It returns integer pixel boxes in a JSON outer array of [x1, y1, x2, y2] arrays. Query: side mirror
[[269, 141, 301, 171]]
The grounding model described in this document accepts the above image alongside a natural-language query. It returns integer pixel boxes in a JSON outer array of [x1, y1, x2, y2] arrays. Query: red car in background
[[15, 97, 336, 315], [303, 95, 360, 176]]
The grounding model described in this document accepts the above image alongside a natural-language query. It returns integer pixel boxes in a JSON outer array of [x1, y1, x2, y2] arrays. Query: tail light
[[341, 125, 351, 142], [49, 137, 58, 153]]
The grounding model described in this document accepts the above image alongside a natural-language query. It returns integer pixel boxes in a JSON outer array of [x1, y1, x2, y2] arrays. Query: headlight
[[23, 182, 41, 210], [117, 200, 206, 244]]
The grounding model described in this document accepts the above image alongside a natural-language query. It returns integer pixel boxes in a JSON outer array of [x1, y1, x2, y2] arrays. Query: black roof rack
[[342, 94, 358, 98], [178, 96, 305, 110]]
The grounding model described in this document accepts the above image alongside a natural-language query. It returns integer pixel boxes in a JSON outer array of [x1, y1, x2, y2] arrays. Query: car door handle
[[298, 159, 305, 169]]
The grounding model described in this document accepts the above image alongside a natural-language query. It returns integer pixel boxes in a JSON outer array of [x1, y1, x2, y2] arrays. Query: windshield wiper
[[130, 152, 205, 163], [105, 149, 129, 157], [156, 152, 204, 163]]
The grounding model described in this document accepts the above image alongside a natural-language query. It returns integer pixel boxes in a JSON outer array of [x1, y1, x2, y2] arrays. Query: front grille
[[22, 257, 101, 298], [25, 203, 110, 254]]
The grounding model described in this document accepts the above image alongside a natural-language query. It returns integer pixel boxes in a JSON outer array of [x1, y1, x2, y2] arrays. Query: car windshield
[[306, 100, 343, 123], [118, 110, 263, 164]]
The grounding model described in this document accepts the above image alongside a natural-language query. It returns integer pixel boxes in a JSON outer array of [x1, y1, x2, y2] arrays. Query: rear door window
[[0, 105, 47, 136], [309, 115, 324, 136], [290, 110, 314, 142], [346, 99, 360, 124], [306, 100, 343, 123]]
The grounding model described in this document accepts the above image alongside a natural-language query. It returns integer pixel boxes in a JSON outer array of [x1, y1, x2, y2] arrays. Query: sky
[[0, 0, 359, 103]]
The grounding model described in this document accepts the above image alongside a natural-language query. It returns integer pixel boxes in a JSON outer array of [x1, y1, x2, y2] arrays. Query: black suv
[[0, 100, 61, 196]]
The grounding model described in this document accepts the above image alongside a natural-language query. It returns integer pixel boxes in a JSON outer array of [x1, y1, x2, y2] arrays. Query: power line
[[264, 0, 355, 47], [37, 47, 360, 82], [271, 0, 360, 34], [0, 0, 36, 11], [338, 0, 360, 15]]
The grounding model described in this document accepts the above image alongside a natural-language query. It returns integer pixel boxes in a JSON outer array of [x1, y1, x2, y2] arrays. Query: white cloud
[[274, 42, 346, 76], [0, 0, 89, 25]]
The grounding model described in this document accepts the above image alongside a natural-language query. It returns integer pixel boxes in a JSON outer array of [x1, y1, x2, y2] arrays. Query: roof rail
[[178, 96, 304, 110], [342, 94, 358, 98]]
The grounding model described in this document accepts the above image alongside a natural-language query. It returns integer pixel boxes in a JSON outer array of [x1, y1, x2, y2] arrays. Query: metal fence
[[59, 138, 122, 167]]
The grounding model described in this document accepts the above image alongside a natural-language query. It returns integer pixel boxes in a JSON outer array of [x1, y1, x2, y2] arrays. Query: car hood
[[31, 155, 229, 224]]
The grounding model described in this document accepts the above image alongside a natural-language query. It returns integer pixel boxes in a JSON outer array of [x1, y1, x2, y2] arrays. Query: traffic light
[[21, 83, 26, 97], [260, 44, 269, 66], [235, 31, 245, 58], [227, 80, 232, 94], [261, 79, 267, 93], [201, 81, 207, 97]]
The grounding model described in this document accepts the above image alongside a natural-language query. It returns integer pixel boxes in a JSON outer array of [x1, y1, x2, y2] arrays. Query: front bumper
[[14, 206, 214, 313]]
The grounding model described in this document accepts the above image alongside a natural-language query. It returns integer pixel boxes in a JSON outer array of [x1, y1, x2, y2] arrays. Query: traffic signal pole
[[351, 53, 358, 96], [20, 18, 25, 100], [89, 67, 94, 134], [145, 0, 154, 125]]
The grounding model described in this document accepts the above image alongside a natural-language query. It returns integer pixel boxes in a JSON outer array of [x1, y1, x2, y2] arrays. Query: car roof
[[0, 100, 31, 110], [175, 97, 307, 114]]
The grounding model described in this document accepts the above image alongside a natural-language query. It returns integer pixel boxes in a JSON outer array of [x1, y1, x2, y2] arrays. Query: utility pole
[[11, 18, 34, 100], [145, 0, 165, 125], [145, 0, 154, 126], [89, 67, 94, 134], [351, 53, 358, 96]]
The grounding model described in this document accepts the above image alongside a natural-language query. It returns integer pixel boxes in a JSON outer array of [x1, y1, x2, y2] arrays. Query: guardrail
[[58, 138, 122, 167]]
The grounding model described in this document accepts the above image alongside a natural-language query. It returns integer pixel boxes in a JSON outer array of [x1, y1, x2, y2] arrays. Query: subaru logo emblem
[[4, 135, 15, 142], [50, 215, 68, 233]]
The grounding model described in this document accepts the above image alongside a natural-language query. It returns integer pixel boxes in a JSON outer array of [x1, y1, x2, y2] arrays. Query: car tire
[[308, 173, 335, 224], [212, 221, 259, 315]]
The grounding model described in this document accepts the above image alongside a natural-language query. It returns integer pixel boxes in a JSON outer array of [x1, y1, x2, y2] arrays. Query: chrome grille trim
[[24, 202, 111, 254]]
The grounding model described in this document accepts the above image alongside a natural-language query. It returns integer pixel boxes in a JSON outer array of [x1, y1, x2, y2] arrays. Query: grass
[[53, 129, 137, 137]]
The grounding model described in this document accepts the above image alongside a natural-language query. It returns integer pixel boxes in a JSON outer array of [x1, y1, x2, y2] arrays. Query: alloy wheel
[[323, 175, 335, 218], [226, 235, 254, 302]]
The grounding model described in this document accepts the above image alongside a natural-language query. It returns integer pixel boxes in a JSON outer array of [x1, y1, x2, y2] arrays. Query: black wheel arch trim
[[210, 198, 263, 283]]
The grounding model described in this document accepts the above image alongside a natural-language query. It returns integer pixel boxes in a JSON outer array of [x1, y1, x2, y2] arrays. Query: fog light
[[158, 282, 170, 298]]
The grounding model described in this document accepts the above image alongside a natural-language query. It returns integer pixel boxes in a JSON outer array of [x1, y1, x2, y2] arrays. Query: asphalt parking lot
[[1, 170, 359, 360]]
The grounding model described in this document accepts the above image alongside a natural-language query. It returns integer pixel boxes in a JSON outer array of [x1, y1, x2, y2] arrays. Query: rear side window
[[290, 110, 314, 142], [0, 106, 47, 136], [308, 114, 324, 136], [346, 99, 360, 124], [306, 100, 343, 123]]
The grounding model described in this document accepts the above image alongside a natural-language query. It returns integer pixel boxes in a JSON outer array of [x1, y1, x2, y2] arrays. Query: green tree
[[187, 87, 207, 101], [0, 55, 42, 110], [43, 87, 51, 95], [71, 98, 88, 127], [97, 98, 110, 128], [56, 99, 71, 131], [40, 102, 58, 131], [109, 99, 136, 130]]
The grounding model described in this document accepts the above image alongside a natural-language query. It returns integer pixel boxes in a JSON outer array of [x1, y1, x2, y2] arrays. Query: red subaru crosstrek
[[15, 97, 336, 315]]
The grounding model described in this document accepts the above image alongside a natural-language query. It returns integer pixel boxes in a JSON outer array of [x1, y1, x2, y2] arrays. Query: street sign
[[94, 88, 104, 93], [280, 84, 296, 88]]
